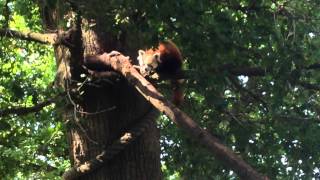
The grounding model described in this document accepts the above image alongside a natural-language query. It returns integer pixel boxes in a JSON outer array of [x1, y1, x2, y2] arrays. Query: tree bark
[[38, 1, 161, 179]]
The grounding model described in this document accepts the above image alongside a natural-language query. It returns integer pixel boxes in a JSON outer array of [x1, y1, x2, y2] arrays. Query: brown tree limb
[[87, 52, 269, 180], [0, 94, 64, 117], [213, 63, 268, 76], [0, 28, 73, 46]]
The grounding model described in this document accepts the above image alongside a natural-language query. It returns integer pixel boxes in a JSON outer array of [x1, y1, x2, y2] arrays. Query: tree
[[1, 0, 320, 179]]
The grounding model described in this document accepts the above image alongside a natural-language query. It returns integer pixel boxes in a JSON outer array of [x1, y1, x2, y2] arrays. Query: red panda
[[137, 40, 184, 105]]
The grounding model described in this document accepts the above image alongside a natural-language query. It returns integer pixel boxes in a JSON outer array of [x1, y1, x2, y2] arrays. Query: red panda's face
[[137, 49, 160, 75]]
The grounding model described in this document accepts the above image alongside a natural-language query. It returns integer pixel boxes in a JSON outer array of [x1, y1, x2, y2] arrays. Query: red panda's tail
[[171, 79, 184, 106]]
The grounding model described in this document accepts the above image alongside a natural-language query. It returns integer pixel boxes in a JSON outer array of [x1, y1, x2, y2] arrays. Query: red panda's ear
[[153, 52, 160, 62], [138, 50, 145, 56]]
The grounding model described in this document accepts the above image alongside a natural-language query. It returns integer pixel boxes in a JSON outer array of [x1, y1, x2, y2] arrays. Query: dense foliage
[[1, 0, 320, 179], [0, 1, 69, 179]]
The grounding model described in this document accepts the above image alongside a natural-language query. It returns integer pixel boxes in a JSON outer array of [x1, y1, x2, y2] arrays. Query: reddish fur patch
[[142, 49, 159, 65], [158, 41, 182, 63], [172, 88, 184, 106], [171, 79, 184, 106]]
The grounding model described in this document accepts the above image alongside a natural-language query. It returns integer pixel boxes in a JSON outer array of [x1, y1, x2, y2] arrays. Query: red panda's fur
[[137, 40, 184, 105]]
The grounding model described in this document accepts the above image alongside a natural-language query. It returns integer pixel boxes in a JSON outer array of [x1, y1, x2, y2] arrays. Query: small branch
[[86, 52, 269, 180], [228, 67, 268, 76], [0, 94, 64, 117], [215, 64, 268, 76], [76, 106, 116, 115], [29, 162, 58, 172], [275, 114, 320, 124], [306, 63, 320, 70], [0, 28, 73, 46], [228, 75, 269, 112], [216, 64, 320, 92], [2, 0, 10, 28], [224, 110, 245, 126], [216, 62, 320, 77], [298, 81, 320, 91]]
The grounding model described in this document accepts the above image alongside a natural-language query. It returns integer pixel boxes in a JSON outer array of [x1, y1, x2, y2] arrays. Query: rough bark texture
[[68, 77, 161, 180], [38, 1, 161, 179]]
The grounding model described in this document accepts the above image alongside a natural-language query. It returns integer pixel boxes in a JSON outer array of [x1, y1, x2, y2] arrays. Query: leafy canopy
[[1, 0, 320, 179]]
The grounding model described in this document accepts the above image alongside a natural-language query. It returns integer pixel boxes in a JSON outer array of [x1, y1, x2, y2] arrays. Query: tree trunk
[[38, 1, 161, 179]]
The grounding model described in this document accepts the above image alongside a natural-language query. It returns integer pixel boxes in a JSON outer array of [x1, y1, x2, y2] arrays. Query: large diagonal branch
[[0, 28, 72, 45], [87, 52, 269, 180]]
